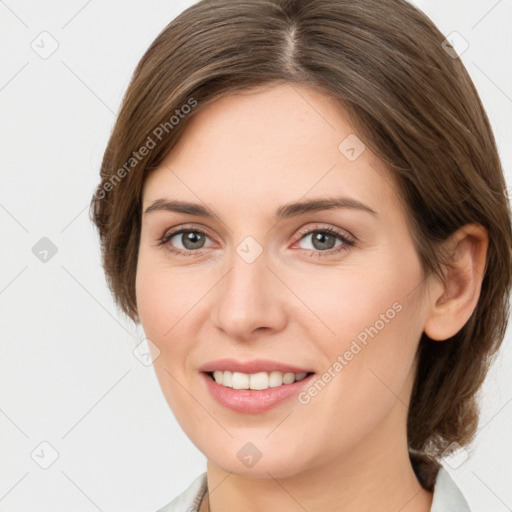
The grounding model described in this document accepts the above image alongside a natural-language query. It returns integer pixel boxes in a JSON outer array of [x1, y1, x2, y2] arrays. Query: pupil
[[313, 232, 335, 250], [183, 231, 204, 249]]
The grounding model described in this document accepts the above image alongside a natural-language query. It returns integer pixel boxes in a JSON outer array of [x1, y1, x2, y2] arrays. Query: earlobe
[[423, 223, 488, 342]]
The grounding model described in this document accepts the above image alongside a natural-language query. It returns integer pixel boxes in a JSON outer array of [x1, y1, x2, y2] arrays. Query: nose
[[210, 243, 288, 341]]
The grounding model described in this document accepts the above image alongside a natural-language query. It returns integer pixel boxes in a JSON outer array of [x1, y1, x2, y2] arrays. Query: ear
[[423, 223, 488, 341]]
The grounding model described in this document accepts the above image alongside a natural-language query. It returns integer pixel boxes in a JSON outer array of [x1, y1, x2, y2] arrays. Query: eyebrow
[[144, 196, 377, 220]]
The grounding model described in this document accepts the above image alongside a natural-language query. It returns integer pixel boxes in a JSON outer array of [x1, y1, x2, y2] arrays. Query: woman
[[90, 0, 512, 510]]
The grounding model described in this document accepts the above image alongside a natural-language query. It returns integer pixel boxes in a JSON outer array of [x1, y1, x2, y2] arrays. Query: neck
[[204, 406, 433, 512]]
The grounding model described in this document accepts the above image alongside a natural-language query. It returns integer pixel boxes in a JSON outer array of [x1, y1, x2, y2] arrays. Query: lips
[[199, 358, 315, 413], [198, 358, 313, 374]]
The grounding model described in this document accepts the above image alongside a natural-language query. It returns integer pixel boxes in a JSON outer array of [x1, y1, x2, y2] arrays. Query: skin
[[136, 82, 488, 512]]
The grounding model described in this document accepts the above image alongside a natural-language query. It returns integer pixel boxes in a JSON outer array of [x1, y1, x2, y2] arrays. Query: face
[[136, 83, 432, 478]]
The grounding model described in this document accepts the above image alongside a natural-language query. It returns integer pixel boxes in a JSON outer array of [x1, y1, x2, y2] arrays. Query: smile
[[199, 361, 315, 413], [209, 370, 309, 390]]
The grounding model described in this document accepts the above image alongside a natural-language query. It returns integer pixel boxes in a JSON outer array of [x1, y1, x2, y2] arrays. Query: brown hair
[[90, 0, 512, 489]]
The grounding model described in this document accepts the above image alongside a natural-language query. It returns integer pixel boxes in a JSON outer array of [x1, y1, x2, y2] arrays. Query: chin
[[202, 437, 312, 479]]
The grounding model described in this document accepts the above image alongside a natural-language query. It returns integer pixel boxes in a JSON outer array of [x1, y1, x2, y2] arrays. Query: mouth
[[206, 370, 313, 390], [199, 359, 316, 413]]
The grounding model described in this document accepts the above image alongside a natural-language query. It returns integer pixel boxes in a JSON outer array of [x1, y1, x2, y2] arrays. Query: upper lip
[[199, 358, 313, 374]]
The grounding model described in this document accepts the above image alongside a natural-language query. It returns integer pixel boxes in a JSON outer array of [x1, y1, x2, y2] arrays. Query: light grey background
[[1, 1, 511, 511]]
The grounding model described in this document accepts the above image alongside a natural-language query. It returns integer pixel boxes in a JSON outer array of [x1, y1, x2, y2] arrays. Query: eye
[[158, 226, 214, 256], [157, 224, 355, 258], [294, 225, 355, 257]]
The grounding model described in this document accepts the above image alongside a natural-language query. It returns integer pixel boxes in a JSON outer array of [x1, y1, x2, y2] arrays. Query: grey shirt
[[156, 467, 471, 511]]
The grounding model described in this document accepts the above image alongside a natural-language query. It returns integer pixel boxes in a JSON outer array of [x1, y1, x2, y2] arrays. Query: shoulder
[[431, 467, 472, 511], [155, 472, 207, 512]]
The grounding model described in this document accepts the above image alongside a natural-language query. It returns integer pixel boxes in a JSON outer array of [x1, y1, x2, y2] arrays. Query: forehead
[[142, 83, 400, 219]]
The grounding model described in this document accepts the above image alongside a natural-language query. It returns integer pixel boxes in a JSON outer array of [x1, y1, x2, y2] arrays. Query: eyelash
[[157, 224, 355, 258]]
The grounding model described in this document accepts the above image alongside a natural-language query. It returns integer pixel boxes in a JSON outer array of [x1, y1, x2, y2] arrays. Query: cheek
[[283, 255, 421, 353], [135, 252, 203, 340], [135, 257, 201, 411], [135, 270, 169, 337], [293, 248, 425, 402]]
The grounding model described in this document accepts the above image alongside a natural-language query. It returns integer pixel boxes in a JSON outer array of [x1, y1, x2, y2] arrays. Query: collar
[[156, 466, 471, 511]]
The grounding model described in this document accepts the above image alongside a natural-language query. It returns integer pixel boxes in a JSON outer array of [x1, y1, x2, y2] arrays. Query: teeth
[[211, 370, 309, 390], [283, 372, 295, 384], [250, 372, 268, 390], [223, 371, 233, 387], [232, 372, 249, 389], [269, 371, 283, 387]]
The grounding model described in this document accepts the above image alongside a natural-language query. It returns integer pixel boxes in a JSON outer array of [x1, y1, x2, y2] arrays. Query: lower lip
[[201, 372, 314, 413]]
